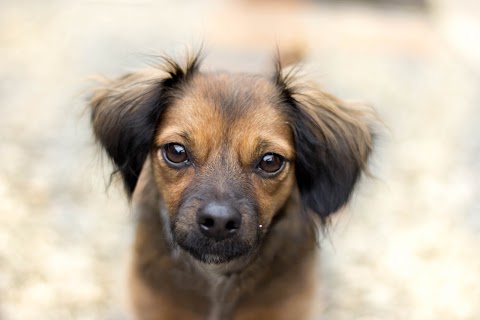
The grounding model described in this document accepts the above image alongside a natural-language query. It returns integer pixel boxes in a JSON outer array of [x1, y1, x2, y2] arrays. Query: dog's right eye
[[162, 143, 190, 166]]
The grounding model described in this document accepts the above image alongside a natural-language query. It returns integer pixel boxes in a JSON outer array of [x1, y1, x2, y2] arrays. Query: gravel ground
[[0, 0, 479, 319]]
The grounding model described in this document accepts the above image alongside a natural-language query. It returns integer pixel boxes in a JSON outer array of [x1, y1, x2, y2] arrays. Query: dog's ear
[[274, 64, 376, 223], [89, 53, 202, 197]]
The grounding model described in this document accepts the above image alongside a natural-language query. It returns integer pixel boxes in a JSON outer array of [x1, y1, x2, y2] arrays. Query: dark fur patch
[[274, 60, 374, 223]]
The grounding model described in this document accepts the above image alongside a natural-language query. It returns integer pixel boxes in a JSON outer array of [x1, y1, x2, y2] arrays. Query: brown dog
[[89, 51, 376, 320]]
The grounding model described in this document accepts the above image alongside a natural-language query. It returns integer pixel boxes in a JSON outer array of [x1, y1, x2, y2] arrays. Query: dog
[[89, 51, 376, 319]]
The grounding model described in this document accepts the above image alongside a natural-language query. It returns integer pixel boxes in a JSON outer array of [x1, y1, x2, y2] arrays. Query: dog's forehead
[[183, 72, 282, 118], [157, 74, 293, 160], [164, 74, 286, 133]]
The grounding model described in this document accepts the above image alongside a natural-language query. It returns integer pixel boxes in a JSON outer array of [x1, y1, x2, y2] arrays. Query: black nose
[[196, 202, 242, 241]]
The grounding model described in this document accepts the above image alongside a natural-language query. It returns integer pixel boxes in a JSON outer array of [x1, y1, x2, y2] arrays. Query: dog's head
[[90, 52, 375, 264]]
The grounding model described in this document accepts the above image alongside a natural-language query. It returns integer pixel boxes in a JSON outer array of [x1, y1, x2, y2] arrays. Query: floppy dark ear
[[89, 53, 202, 197], [275, 66, 376, 223]]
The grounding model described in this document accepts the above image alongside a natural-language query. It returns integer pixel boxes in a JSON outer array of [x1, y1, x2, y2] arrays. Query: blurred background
[[1, 0, 479, 319]]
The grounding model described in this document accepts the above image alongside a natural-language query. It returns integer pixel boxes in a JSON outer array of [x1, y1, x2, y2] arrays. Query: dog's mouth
[[175, 233, 255, 264]]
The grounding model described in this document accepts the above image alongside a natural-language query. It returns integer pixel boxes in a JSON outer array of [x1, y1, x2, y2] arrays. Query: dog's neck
[[191, 261, 243, 320]]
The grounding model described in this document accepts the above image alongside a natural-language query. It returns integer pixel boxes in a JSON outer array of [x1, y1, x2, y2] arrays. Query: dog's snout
[[196, 202, 241, 241]]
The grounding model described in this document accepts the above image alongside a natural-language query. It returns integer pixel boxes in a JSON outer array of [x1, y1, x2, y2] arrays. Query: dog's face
[[151, 74, 296, 263], [90, 53, 375, 264]]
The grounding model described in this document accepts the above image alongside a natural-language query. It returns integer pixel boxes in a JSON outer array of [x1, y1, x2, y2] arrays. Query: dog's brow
[[255, 138, 293, 159], [155, 128, 191, 146]]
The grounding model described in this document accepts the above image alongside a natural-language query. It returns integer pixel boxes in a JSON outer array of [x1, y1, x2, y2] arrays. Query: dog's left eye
[[162, 143, 190, 166], [257, 153, 285, 175]]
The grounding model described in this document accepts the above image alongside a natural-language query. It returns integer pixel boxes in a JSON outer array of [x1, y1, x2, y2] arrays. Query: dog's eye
[[257, 153, 285, 175], [163, 143, 189, 166]]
